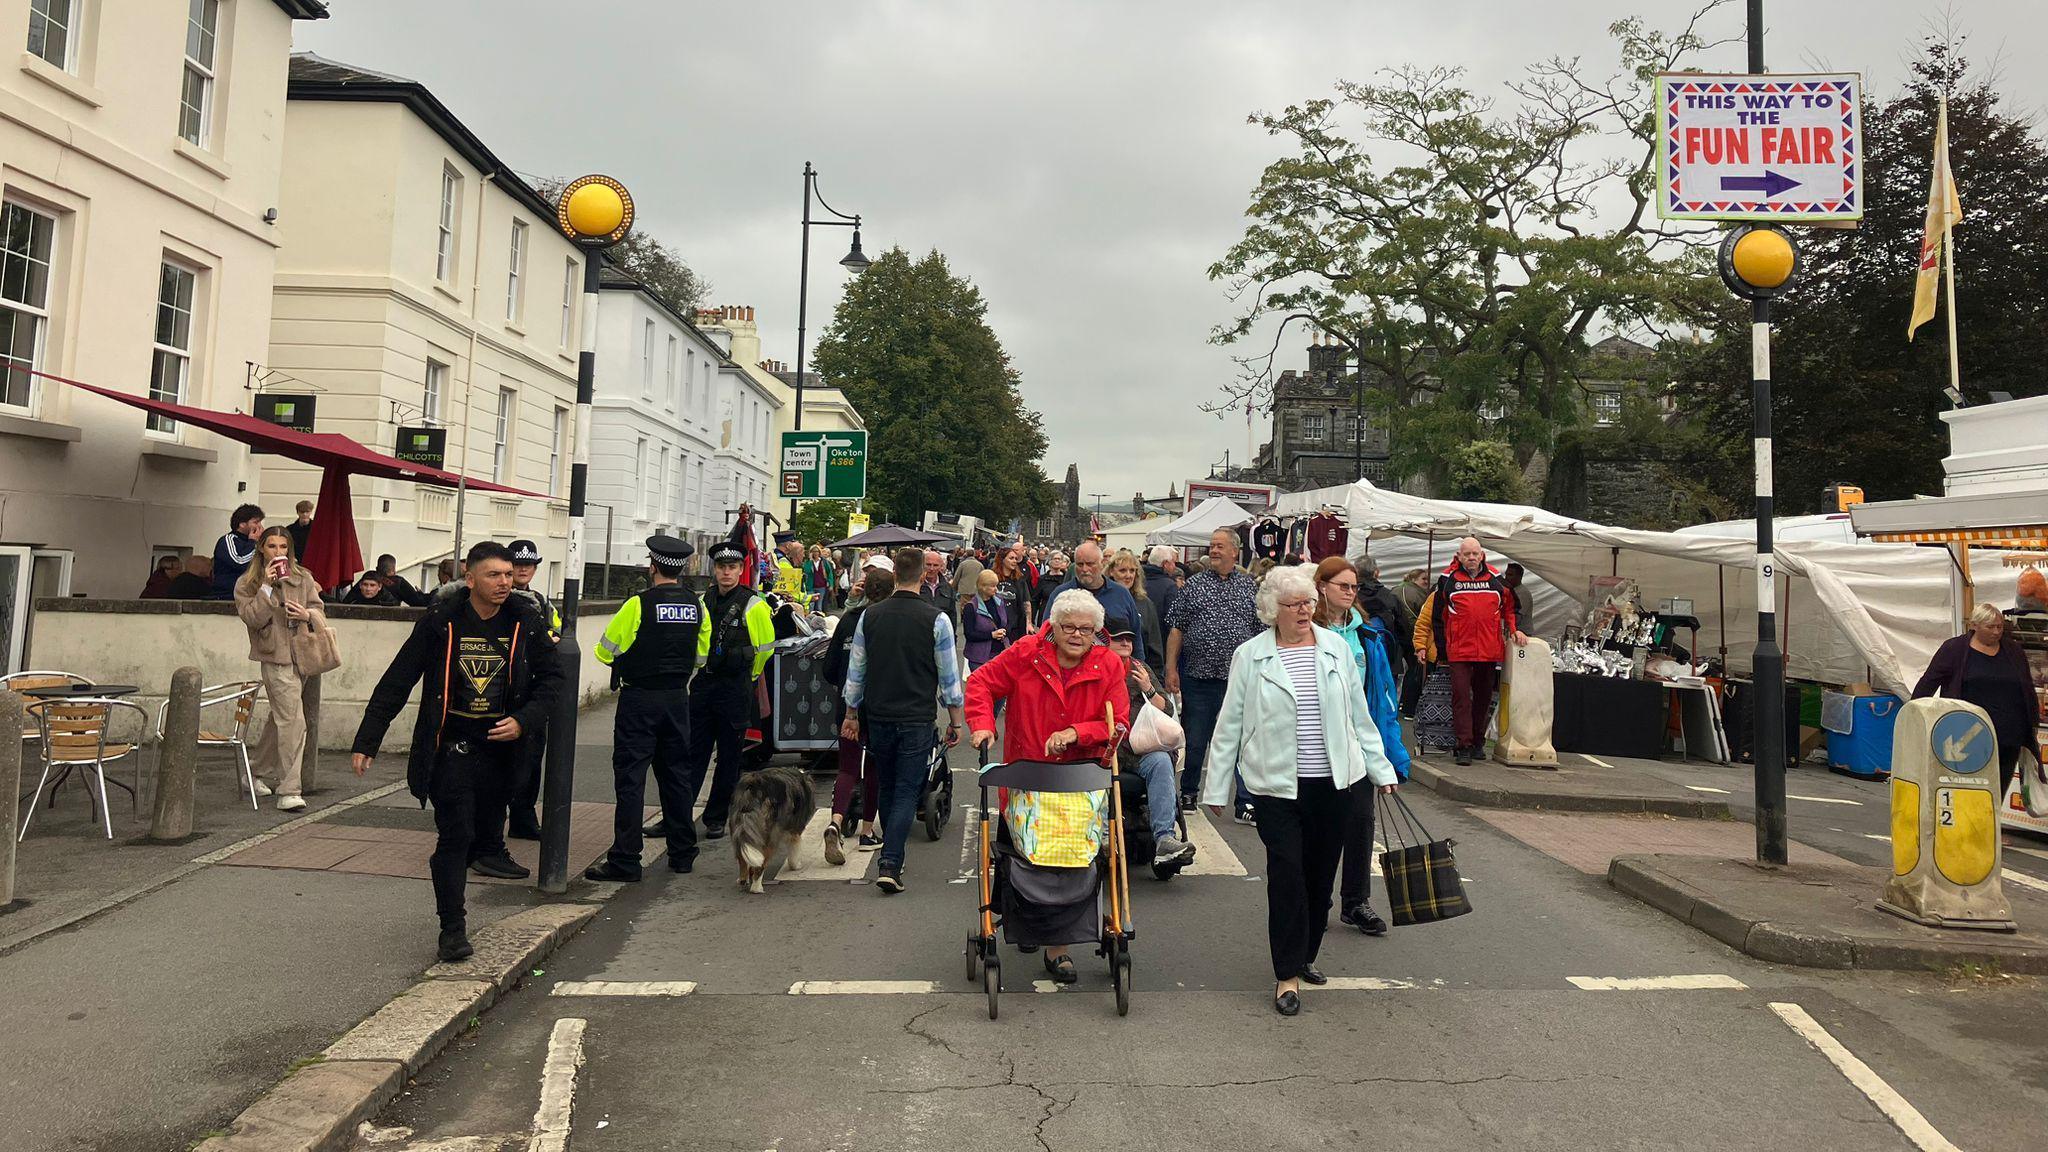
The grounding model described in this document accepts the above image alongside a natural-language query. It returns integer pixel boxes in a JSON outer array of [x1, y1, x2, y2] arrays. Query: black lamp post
[[791, 161, 870, 525]]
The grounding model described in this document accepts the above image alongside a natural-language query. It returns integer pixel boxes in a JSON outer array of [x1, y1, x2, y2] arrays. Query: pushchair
[[838, 736, 953, 842], [1116, 763, 1191, 882], [964, 712, 1135, 1020]]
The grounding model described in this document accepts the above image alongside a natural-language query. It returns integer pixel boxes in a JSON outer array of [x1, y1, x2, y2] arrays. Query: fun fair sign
[[1656, 73, 1863, 222]]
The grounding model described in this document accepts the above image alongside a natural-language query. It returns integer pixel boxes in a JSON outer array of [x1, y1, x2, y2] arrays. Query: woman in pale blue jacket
[[1202, 564, 1399, 1016]]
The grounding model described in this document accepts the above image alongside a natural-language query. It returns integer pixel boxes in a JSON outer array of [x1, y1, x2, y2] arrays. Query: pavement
[[0, 700, 634, 1152], [1408, 748, 1732, 817], [341, 736, 2048, 1152]]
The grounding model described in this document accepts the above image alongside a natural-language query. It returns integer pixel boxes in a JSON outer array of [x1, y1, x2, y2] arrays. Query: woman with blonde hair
[[234, 526, 327, 810], [1108, 548, 1166, 683]]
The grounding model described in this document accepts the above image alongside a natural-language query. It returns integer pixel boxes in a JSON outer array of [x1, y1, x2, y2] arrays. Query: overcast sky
[[299, 0, 2044, 506]]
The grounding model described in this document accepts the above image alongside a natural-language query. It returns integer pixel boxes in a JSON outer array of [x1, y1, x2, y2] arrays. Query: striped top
[[1277, 644, 1330, 778]]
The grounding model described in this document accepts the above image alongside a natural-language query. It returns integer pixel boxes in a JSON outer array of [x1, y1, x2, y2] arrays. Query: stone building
[[1251, 332, 1394, 491], [1024, 463, 1093, 547]]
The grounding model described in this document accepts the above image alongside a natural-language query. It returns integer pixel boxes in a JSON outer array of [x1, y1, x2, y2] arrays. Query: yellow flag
[[1908, 98, 1963, 340]]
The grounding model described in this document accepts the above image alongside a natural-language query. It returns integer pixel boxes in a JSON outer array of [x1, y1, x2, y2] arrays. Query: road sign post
[[779, 430, 867, 501]]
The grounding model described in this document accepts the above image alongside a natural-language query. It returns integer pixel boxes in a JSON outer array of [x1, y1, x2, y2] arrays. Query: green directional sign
[[779, 430, 867, 500]]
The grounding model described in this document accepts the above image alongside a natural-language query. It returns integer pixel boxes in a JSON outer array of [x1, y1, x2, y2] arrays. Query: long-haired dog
[[730, 765, 818, 893]]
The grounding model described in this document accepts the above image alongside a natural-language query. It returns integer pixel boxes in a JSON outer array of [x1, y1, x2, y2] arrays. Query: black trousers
[[1251, 777, 1350, 982], [429, 738, 516, 930], [685, 675, 753, 826], [1338, 780, 1378, 911], [1400, 661, 1424, 717], [606, 687, 697, 874]]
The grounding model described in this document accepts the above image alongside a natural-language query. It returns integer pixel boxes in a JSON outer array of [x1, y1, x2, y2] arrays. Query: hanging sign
[[394, 425, 447, 470], [1656, 73, 1863, 222], [249, 393, 316, 455]]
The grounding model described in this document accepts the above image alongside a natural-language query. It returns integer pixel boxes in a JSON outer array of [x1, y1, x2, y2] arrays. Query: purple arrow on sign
[[1719, 170, 1802, 197]]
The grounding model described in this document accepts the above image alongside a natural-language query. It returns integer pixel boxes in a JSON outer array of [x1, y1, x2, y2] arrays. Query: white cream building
[[586, 273, 733, 571], [0, 0, 330, 606], [264, 54, 580, 595], [691, 303, 865, 523]]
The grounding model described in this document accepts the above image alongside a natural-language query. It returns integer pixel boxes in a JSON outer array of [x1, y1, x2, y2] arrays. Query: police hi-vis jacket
[[594, 583, 708, 690]]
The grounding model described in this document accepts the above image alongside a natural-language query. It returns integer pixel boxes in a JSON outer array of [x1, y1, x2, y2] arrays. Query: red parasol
[[50, 372, 546, 590]]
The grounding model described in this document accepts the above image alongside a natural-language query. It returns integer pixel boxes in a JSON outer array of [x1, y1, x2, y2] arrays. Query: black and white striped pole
[[538, 175, 635, 893], [1720, 222, 1800, 866]]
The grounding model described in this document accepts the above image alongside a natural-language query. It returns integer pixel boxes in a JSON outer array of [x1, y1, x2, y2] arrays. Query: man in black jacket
[[351, 541, 563, 962]]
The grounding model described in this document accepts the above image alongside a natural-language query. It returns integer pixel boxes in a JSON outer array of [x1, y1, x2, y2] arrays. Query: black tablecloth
[[1551, 673, 1666, 759]]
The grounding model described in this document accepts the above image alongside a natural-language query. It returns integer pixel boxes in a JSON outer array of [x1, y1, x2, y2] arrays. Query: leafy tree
[[1444, 441, 1525, 503], [1208, 7, 1733, 492], [537, 178, 708, 316], [812, 248, 1052, 524], [1668, 38, 2048, 512], [791, 500, 858, 545]]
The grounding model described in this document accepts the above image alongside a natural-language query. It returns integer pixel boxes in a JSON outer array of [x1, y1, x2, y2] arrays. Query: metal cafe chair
[[3, 670, 96, 742], [18, 697, 148, 841], [158, 682, 263, 810]]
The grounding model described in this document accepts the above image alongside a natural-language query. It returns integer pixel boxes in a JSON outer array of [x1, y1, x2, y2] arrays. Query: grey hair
[[1147, 544, 1175, 566], [1256, 564, 1318, 626], [1354, 554, 1379, 580], [1968, 602, 2004, 630], [1048, 588, 1106, 631]]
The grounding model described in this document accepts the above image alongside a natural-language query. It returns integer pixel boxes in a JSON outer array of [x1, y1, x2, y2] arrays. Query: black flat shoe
[[642, 818, 669, 838], [1299, 965, 1328, 986], [436, 927, 473, 963], [583, 860, 642, 882], [667, 854, 694, 874], [702, 822, 727, 841], [469, 854, 529, 880], [1274, 990, 1300, 1016], [1044, 953, 1078, 985]]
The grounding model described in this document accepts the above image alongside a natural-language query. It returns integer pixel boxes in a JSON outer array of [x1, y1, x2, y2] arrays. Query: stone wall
[[26, 599, 623, 753]]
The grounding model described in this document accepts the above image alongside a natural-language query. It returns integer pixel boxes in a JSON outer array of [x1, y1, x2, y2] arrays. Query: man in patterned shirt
[[1164, 527, 1263, 818]]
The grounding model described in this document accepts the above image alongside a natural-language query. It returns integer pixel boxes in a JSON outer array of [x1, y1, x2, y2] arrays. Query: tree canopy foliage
[[1665, 39, 2048, 512], [1210, 8, 1733, 492], [812, 248, 1052, 525]]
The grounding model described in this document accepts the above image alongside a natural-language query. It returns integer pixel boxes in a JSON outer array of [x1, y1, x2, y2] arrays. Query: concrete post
[[150, 666, 202, 841], [299, 674, 321, 794], [0, 690, 23, 906]]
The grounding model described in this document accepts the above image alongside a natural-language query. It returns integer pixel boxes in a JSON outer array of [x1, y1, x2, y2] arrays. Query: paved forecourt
[[357, 740, 2046, 1152]]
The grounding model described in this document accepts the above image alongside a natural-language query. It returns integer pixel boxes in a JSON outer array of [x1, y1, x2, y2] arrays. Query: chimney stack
[[745, 306, 754, 322]]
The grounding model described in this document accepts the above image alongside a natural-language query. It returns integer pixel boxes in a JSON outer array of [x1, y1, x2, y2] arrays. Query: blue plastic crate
[[1825, 694, 1900, 780]]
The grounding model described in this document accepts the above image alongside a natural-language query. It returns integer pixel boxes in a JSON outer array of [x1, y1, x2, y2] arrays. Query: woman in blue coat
[[1312, 557, 1410, 938]]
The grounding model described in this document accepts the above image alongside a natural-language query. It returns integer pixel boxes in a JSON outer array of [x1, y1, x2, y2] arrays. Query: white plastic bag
[[2021, 749, 2048, 819], [1128, 700, 1184, 755]]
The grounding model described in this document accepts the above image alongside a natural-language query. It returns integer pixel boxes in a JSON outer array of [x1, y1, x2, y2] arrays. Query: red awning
[[52, 372, 546, 496]]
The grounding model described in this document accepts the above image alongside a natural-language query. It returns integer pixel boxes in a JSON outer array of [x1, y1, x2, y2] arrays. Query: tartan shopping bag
[[1377, 791, 1474, 926]]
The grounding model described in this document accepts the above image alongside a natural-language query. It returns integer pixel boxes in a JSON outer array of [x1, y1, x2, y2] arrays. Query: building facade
[[265, 54, 580, 595], [0, 0, 329, 600], [1253, 331, 1394, 491], [587, 274, 727, 570], [693, 303, 864, 521]]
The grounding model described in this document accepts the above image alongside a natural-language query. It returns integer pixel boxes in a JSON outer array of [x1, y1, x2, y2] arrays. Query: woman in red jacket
[[967, 589, 1130, 983]]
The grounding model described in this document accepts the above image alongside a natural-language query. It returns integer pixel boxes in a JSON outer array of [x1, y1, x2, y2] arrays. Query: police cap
[[772, 531, 800, 547], [709, 542, 747, 566], [646, 534, 694, 571], [508, 539, 542, 565]]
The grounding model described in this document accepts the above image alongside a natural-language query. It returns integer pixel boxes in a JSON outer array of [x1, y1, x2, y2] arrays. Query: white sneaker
[[251, 779, 274, 798], [1154, 834, 1196, 865], [276, 795, 307, 812]]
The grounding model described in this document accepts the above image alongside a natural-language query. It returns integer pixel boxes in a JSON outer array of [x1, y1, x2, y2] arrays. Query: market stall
[[1142, 496, 1259, 548]]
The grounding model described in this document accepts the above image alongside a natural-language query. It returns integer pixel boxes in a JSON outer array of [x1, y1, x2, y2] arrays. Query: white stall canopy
[[1145, 496, 1260, 547], [1276, 480, 1968, 698]]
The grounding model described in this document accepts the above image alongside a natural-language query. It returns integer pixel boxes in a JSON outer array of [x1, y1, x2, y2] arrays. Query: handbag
[[1127, 699, 1184, 755], [292, 617, 342, 677], [1377, 791, 1473, 926], [2020, 749, 2048, 819]]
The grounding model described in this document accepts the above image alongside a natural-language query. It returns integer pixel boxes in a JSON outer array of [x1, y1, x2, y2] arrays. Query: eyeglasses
[[1054, 623, 1098, 636], [1279, 599, 1316, 611], [1325, 580, 1358, 592]]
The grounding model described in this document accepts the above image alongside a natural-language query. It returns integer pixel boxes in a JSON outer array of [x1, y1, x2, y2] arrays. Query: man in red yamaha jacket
[[1429, 537, 1526, 765]]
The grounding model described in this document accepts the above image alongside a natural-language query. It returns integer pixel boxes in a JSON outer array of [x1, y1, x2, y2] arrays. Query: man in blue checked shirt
[[840, 546, 969, 895]]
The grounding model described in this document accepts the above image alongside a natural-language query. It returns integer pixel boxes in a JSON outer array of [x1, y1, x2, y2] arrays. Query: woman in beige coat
[[234, 526, 326, 810]]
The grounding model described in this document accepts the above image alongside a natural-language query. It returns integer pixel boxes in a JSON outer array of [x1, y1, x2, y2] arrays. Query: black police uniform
[[591, 537, 706, 878], [686, 551, 765, 837]]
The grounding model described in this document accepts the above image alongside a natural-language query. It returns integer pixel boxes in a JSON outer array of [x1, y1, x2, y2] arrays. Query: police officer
[[686, 540, 776, 839], [584, 535, 707, 881], [504, 540, 560, 840]]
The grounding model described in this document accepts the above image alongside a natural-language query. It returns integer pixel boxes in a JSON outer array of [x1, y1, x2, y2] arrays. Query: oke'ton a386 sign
[[779, 430, 868, 500], [1656, 73, 1863, 222]]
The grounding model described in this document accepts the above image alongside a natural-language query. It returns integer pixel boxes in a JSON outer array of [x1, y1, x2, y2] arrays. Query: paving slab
[[192, 1059, 405, 1152], [1610, 852, 2048, 973], [323, 979, 498, 1074], [1473, 809, 1849, 875], [1411, 751, 1731, 817]]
